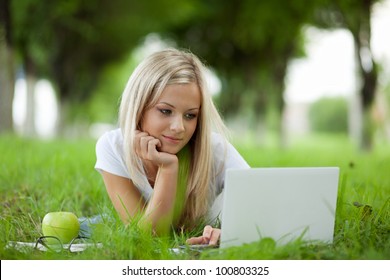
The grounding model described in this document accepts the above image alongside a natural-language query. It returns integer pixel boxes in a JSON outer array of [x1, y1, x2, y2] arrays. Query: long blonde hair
[[119, 48, 227, 228]]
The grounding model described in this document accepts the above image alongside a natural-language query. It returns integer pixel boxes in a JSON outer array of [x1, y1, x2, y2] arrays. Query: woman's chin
[[159, 146, 180, 155]]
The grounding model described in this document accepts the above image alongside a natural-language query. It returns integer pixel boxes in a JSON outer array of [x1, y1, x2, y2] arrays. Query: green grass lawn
[[0, 133, 389, 260]]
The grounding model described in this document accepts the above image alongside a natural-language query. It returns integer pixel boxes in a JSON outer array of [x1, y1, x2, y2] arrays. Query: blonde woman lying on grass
[[95, 48, 249, 246]]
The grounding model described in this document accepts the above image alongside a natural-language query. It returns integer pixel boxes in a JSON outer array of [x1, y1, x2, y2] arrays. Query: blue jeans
[[78, 214, 108, 237]]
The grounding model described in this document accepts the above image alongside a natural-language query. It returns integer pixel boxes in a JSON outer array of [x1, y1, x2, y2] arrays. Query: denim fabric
[[78, 214, 107, 237]]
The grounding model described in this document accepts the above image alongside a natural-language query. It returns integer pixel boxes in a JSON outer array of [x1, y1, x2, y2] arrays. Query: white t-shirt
[[95, 128, 249, 221]]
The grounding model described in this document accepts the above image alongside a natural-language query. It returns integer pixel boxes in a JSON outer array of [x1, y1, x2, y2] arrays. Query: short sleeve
[[95, 129, 129, 178]]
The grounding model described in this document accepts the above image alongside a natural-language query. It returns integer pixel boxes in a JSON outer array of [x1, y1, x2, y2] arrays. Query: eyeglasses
[[34, 235, 101, 253]]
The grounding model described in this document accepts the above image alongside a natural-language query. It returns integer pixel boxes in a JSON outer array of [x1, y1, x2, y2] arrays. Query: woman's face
[[140, 83, 201, 155]]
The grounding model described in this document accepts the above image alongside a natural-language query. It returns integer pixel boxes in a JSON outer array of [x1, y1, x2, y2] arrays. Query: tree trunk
[[22, 56, 37, 137], [277, 92, 287, 149], [352, 1, 378, 151], [348, 90, 363, 147], [373, 90, 390, 142], [353, 41, 377, 151], [0, 0, 14, 134]]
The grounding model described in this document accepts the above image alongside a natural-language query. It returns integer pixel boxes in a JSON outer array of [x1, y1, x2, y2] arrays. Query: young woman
[[95, 48, 249, 246]]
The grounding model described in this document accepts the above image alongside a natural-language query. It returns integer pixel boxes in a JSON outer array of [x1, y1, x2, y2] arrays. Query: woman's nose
[[170, 116, 185, 132]]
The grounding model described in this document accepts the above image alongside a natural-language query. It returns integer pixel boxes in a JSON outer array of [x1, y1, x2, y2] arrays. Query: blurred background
[[1, 0, 390, 151]]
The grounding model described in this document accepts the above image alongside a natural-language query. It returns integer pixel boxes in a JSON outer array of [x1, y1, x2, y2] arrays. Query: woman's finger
[[185, 226, 220, 245], [186, 236, 206, 245], [134, 131, 148, 154], [147, 138, 161, 156], [202, 225, 213, 243], [208, 228, 221, 246], [140, 136, 154, 155]]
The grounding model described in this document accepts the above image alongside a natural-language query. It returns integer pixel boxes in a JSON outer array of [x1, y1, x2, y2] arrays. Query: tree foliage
[[10, 0, 197, 126], [169, 0, 319, 123], [3, 0, 384, 150], [309, 97, 349, 133]]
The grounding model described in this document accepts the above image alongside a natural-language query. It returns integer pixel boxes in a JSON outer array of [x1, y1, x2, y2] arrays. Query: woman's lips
[[162, 135, 181, 144]]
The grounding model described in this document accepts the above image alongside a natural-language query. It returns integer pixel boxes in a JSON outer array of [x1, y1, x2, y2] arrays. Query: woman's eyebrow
[[158, 102, 199, 111], [158, 102, 175, 108]]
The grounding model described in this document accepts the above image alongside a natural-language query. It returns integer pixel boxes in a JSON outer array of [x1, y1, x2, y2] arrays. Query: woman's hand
[[186, 225, 221, 246], [134, 130, 178, 167]]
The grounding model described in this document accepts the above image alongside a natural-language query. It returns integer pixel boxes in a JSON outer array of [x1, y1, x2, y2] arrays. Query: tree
[[309, 97, 349, 133], [0, 0, 14, 134], [9, 0, 198, 136], [313, 0, 382, 150], [167, 0, 322, 145]]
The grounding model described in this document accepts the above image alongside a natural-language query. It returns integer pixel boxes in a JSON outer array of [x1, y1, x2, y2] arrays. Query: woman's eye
[[185, 113, 197, 120], [159, 109, 172, 115]]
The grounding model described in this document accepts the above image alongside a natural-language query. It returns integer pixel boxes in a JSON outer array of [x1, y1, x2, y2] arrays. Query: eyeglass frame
[[34, 235, 92, 253]]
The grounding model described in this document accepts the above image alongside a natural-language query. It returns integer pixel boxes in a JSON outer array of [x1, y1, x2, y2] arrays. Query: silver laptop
[[219, 167, 340, 249]]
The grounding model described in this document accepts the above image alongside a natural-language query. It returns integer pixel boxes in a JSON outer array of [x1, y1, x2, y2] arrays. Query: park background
[[1, 0, 390, 260]]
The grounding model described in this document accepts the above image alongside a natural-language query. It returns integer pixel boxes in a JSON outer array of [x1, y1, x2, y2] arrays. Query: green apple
[[42, 212, 80, 244]]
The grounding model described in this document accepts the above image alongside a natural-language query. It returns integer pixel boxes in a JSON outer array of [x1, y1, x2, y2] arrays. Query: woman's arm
[[142, 161, 178, 234], [101, 171, 146, 224], [102, 165, 177, 234], [101, 131, 179, 235], [102, 167, 178, 235], [134, 131, 179, 234]]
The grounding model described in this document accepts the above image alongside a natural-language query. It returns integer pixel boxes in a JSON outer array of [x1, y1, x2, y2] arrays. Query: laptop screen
[[220, 167, 340, 248]]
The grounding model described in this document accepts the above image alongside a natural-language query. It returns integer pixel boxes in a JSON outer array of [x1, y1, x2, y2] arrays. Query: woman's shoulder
[[209, 131, 249, 197], [96, 128, 123, 148], [95, 128, 125, 162], [98, 127, 122, 141], [210, 131, 227, 149], [210, 132, 235, 154], [211, 131, 249, 167], [95, 128, 129, 178]]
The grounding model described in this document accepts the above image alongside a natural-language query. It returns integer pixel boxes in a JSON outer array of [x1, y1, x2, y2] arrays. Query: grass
[[0, 133, 389, 260]]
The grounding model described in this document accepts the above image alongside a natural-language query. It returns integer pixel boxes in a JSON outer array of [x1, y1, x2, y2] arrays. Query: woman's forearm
[[142, 163, 179, 235]]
